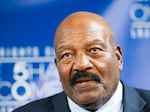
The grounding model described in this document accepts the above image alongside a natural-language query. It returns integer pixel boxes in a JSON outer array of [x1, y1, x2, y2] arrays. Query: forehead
[[55, 21, 108, 45], [63, 21, 104, 37]]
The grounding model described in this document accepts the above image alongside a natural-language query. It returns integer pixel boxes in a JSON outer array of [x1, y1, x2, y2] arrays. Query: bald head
[[55, 11, 112, 31], [54, 11, 114, 50]]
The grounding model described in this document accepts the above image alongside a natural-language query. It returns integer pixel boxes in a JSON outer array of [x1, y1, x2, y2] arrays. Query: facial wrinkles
[[56, 28, 113, 67], [56, 22, 114, 62], [57, 24, 104, 46]]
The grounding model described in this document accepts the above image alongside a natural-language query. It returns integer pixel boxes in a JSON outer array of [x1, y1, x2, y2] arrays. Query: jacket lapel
[[122, 82, 146, 112], [52, 92, 71, 112]]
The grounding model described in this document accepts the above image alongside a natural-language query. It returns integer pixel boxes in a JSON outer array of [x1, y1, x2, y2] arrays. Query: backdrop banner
[[0, 0, 150, 112]]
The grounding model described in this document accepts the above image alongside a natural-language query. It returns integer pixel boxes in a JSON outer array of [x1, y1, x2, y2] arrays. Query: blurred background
[[0, 0, 150, 112]]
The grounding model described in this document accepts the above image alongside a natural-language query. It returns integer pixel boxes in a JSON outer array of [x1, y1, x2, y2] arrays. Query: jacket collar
[[122, 81, 146, 112], [52, 92, 71, 112]]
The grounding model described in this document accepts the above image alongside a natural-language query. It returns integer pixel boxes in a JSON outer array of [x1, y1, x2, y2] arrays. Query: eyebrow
[[56, 39, 106, 54], [86, 39, 106, 48], [56, 45, 73, 54]]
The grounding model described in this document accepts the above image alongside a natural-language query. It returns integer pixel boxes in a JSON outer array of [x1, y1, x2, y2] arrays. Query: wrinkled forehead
[[57, 21, 104, 39], [54, 12, 114, 49]]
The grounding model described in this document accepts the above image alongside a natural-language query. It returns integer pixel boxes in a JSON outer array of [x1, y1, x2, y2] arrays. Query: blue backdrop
[[0, 0, 150, 112]]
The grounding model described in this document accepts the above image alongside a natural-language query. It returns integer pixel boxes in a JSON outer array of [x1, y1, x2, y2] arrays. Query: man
[[13, 11, 150, 112]]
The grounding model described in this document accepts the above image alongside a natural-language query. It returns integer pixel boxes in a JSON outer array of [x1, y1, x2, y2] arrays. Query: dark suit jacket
[[12, 82, 150, 112]]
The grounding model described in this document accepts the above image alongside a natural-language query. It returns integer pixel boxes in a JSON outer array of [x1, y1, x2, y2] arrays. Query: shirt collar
[[67, 81, 123, 112]]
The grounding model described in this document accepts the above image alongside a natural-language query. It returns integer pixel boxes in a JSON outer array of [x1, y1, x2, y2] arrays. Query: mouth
[[74, 77, 98, 88], [75, 77, 93, 84], [72, 77, 100, 93]]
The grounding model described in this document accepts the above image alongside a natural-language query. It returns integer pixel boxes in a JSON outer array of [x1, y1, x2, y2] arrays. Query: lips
[[75, 77, 93, 84], [74, 77, 98, 91]]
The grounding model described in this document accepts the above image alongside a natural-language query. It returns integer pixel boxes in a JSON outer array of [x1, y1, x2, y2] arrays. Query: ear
[[54, 58, 58, 67], [115, 44, 123, 70]]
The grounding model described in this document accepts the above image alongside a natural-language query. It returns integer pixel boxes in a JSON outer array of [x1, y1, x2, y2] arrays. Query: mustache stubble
[[70, 71, 101, 87]]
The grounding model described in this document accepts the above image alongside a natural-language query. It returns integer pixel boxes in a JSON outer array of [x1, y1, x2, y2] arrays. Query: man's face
[[55, 21, 122, 110]]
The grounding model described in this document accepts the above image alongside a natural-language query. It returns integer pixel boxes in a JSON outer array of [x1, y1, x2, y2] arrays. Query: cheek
[[57, 63, 75, 96], [93, 59, 110, 77], [93, 55, 120, 94], [57, 62, 72, 84], [100, 56, 120, 87], [93, 54, 119, 79]]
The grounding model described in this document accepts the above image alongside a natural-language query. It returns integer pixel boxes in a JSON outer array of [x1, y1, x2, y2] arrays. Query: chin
[[74, 88, 106, 109]]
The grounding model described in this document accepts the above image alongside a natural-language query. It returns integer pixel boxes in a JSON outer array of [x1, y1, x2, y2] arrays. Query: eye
[[90, 47, 102, 54], [62, 52, 72, 59]]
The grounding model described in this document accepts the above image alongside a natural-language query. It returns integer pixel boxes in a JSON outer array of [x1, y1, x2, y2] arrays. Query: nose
[[73, 54, 93, 71]]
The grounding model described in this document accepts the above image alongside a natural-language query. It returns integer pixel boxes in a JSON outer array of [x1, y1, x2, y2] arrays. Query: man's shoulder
[[135, 88, 150, 102], [122, 82, 150, 111], [12, 92, 65, 112], [123, 81, 150, 102], [135, 88, 150, 111]]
